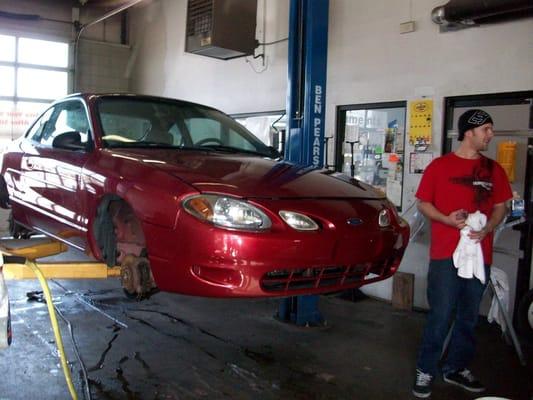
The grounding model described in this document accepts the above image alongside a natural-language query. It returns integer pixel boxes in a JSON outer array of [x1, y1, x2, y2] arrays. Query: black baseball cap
[[457, 109, 493, 141]]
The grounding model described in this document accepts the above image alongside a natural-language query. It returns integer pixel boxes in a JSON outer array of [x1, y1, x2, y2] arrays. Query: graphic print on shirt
[[451, 158, 494, 207]]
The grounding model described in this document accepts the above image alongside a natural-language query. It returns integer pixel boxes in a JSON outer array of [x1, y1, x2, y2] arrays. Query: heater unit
[[185, 0, 257, 60]]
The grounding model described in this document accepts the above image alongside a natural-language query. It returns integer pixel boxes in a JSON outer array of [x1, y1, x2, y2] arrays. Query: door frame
[[443, 90, 533, 325]]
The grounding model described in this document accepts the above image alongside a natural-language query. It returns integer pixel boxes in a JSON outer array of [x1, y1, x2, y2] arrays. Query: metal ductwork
[[432, 0, 533, 31]]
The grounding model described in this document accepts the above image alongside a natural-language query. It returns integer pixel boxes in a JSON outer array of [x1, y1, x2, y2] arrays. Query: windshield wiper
[[106, 141, 177, 148], [196, 144, 273, 157]]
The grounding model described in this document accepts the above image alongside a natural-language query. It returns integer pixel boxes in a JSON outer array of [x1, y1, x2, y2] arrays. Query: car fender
[[87, 174, 197, 263]]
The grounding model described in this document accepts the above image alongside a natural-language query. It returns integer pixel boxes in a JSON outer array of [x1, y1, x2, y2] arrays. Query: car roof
[[58, 93, 220, 112]]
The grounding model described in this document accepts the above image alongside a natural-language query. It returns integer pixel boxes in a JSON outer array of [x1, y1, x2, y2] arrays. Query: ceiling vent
[[185, 0, 257, 60], [432, 0, 533, 31]]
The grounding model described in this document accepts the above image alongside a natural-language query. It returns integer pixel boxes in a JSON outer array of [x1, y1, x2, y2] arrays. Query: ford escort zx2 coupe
[[0, 94, 409, 298]]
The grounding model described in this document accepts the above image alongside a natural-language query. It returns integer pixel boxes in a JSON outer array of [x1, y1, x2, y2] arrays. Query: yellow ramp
[[3, 262, 121, 280], [0, 238, 121, 279]]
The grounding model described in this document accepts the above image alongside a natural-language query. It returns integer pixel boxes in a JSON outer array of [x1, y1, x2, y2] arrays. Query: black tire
[[517, 289, 533, 342], [0, 175, 10, 209], [8, 211, 35, 239]]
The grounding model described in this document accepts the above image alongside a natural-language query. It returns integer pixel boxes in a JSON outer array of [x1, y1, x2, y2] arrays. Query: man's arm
[[417, 201, 467, 229], [468, 202, 509, 242]]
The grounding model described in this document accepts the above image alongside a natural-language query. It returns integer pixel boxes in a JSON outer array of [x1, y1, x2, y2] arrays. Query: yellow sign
[[409, 99, 433, 146]]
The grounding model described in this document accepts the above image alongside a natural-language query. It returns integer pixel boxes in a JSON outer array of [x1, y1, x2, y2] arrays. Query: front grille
[[261, 259, 394, 293]]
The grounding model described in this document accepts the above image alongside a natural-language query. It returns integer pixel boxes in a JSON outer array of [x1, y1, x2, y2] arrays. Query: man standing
[[412, 109, 512, 398]]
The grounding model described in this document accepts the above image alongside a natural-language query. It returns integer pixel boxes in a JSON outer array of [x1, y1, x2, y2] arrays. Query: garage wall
[[0, 0, 130, 95], [77, 39, 131, 93], [128, 0, 533, 307], [0, 0, 73, 40], [128, 0, 289, 111]]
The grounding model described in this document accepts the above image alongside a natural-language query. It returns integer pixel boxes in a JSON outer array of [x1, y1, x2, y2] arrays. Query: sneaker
[[412, 369, 433, 398], [443, 369, 485, 392]]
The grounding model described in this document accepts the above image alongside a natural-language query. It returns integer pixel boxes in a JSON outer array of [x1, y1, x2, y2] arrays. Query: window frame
[[335, 101, 407, 211], [0, 32, 70, 107], [27, 99, 93, 152]]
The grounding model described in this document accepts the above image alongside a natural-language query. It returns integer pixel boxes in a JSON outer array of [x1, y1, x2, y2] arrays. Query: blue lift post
[[277, 0, 329, 326]]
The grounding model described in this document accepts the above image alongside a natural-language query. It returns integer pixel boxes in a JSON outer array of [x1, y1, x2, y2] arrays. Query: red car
[[0, 94, 409, 298]]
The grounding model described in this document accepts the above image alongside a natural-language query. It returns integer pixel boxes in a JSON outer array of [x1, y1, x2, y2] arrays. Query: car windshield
[[97, 96, 277, 157]]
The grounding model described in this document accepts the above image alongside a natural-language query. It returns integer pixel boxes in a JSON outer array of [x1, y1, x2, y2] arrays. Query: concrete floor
[[1, 271, 531, 400]]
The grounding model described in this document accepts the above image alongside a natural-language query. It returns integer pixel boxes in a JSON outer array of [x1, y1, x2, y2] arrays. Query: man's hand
[[417, 202, 467, 230], [468, 227, 489, 243], [467, 202, 508, 243], [446, 209, 468, 229]]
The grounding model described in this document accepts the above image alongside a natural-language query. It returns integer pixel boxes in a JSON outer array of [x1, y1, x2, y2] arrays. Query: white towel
[[487, 267, 510, 332], [0, 253, 11, 349], [453, 211, 487, 283]]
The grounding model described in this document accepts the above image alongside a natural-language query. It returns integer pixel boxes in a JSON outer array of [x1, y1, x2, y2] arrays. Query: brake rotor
[[120, 254, 154, 299]]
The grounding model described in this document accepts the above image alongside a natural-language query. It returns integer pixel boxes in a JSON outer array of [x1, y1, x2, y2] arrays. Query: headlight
[[279, 210, 319, 231], [183, 195, 271, 231]]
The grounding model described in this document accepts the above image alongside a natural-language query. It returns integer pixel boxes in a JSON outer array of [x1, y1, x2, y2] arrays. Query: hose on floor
[[26, 259, 79, 400]]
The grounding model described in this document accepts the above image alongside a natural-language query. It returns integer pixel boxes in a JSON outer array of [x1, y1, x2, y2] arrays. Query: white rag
[[453, 211, 487, 283], [487, 267, 510, 332], [0, 253, 11, 349]]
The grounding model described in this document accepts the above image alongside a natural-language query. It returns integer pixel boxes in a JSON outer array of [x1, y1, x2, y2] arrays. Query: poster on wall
[[408, 99, 433, 147], [409, 152, 434, 174]]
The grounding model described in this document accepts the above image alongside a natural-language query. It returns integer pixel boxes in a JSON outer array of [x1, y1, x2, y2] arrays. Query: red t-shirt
[[416, 152, 512, 265]]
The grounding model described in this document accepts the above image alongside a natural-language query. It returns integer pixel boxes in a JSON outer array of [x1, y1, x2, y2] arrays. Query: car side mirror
[[52, 131, 86, 151]]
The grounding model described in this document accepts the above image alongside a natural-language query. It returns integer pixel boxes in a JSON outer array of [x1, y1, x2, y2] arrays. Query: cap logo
[[467, 111, 490, 125]]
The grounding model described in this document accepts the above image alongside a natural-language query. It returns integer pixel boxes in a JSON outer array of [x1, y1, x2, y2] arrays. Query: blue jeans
[[416, 258, 489, 376]]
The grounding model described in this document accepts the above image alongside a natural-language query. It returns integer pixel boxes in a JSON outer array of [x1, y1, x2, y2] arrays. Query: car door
[[19, 99, 93, 250]]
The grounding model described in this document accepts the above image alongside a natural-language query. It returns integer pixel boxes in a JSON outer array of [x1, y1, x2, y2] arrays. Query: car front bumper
[[142, 198, 410, 298]]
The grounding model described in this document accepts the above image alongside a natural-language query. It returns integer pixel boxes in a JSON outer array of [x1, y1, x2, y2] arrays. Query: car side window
[[38, 101, 90, 148], [27, 107, 55, 142]]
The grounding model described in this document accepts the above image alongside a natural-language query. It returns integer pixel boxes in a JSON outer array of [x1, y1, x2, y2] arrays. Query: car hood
[[111, 148, 384, 199]]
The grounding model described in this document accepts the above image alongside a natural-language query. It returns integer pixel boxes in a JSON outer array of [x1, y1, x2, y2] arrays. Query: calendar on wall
[[409, 99, 433, 147]]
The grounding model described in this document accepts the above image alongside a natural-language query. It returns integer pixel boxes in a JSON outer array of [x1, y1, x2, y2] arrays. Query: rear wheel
[[0, 176, 10, 209], [8, 212, 35, 239]]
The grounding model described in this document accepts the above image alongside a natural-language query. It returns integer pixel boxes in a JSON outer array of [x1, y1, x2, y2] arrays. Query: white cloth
[[487, 267, 510, 332], [453, 211, 487, 283], [0, 253, 10, 349]]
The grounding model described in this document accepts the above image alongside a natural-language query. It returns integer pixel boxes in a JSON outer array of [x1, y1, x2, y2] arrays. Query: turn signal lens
[[187, 197, 213, 219], [279, 211, 319, 231]]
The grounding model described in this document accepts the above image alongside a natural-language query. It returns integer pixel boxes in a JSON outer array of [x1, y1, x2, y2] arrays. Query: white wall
[[128, 0, 289, 111], [131, 0, 533, 307]]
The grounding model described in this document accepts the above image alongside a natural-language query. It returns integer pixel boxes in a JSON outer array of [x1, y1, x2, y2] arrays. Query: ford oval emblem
[[346, 217, 363, 226]]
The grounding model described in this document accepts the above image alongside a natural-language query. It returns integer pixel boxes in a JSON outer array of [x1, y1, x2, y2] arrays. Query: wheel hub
[[120, 254, 156, 299]]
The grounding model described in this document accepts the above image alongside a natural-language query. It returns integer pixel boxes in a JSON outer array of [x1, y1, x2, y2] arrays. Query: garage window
[[0, 34, 69, 146], [234, 112, 286, 153], [335, 102, 407, 210]]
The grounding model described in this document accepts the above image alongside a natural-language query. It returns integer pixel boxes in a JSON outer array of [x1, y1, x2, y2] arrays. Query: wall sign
[[408, 99, 433, 147], [409, 152, 434, 174]]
